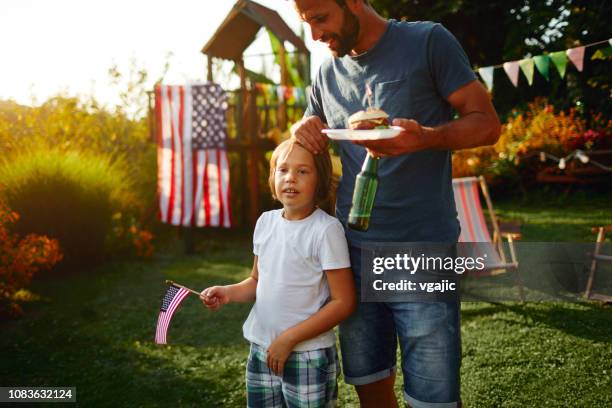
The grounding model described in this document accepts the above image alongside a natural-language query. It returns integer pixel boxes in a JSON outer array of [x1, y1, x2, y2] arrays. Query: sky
[[0, 0, 329, 108]]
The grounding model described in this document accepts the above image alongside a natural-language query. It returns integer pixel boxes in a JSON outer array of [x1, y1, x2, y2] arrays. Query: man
[[291, 0, 500, 407]]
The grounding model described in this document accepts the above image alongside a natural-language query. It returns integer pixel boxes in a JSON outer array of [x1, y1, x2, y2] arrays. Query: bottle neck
[[361, 153, 379, 174]]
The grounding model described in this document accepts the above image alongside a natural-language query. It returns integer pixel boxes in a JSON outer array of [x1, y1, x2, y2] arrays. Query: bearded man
[[291, 1, 501, 407]]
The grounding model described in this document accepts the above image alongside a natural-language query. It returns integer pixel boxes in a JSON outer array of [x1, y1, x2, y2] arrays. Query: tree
[[370, 0, 611, 120]]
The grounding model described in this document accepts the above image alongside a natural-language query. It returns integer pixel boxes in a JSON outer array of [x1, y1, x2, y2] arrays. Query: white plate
[[322, 126, 403, 141]]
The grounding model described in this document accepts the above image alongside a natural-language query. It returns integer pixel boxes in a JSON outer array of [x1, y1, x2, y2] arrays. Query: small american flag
[[155, 83, 232, 227], [155, 284, 190, 344]]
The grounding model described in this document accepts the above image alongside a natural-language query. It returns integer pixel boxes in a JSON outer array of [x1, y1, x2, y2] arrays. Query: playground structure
[[150, 0, 311, 228]]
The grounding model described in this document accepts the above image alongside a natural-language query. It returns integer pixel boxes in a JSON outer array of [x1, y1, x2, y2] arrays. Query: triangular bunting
[[503, 61, 520, 87], [550, 51, 568, 78], [478, 67, 495, 91], [533, 55, 550, 81], [566, 46, 585, 72], [592, 47, 612, 60], [276, 86, 285, 102], [519, 58, 535, 85]]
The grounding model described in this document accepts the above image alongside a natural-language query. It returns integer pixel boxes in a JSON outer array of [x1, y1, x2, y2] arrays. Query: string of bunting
[[250, 39, 612, 99], [253, 83, 311, 105], [538, 149, 612, 172], [476, 38, 612, 91]]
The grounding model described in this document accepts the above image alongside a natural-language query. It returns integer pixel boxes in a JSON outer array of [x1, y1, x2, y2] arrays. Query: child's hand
[[267, 331, 296, 376], [200, 286, 230, 311]]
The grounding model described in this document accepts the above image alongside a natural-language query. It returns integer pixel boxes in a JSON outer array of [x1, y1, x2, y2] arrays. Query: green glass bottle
[[348, 153, 379, 231]]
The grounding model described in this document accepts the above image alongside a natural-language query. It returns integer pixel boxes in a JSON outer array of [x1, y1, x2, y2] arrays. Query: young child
[[201, 139, 355, 407]]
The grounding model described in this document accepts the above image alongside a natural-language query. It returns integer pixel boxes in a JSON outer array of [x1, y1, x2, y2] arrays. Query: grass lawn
[[492, 188, 612, 242], [1, 192, 611, 407]]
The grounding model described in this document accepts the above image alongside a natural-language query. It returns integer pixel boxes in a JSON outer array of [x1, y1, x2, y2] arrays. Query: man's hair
[[335, 0, 370, 6], [268, 139, 332, 205], [290, 0, 370, 7]]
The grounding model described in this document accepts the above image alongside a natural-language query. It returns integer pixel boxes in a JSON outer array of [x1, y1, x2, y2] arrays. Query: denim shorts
[[339, 246, 461, 408]]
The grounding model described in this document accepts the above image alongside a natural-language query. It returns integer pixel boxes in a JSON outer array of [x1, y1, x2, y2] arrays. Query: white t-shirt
[[242, 208, 351, 351]]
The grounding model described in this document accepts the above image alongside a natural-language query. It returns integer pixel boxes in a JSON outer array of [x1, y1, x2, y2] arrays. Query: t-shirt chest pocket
[[322, 93, 360, 129], [374, 78, 413, 119]]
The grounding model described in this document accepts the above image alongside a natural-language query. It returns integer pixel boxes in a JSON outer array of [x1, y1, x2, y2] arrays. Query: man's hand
[[353, 118, 430, 157], [290, 115, 328, 154], [200, 286, 230, 311], [354, 81, 501, 156], [266, 331, 297, 376]]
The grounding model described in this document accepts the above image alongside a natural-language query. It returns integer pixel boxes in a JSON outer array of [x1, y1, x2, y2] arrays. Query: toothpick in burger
[[347, 108, 390, 130]]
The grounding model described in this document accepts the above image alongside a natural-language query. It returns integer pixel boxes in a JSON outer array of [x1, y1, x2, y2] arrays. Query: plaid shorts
[[246, 343, 339, 408]]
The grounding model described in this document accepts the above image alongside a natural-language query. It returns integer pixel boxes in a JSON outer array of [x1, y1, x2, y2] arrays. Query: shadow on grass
[[461, 301, 612, 343]]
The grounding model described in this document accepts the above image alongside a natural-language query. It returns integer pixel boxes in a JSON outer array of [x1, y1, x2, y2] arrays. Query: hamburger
[[348, 108, 390, 130]]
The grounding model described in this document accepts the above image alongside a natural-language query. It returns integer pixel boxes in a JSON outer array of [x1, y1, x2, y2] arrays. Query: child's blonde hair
[[268, 139, 332, 205]]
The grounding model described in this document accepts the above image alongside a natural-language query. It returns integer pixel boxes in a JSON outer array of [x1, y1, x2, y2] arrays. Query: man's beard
[[328, 7, 360, 57]]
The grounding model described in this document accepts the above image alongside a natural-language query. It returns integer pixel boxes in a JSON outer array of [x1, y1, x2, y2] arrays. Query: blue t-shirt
[[305, 20, 477, 246]]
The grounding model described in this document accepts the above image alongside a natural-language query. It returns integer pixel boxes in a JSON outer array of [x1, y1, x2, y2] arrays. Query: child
[[201, 139, 355, 407]]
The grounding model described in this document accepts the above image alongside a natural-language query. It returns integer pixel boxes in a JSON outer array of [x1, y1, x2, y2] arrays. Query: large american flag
[[155, 83, 232, 227], [155, 284, 190, 345]]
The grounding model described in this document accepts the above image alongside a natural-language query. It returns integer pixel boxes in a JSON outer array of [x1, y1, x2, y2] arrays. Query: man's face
[[295, 0, 360, 57]]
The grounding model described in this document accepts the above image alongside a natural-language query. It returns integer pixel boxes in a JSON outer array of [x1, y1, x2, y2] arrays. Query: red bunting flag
[[566, 46, 586, 72], [503, 61, 520, 87]]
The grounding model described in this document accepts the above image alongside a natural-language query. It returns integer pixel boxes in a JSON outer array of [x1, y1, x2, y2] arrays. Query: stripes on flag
[[155, 83, 232, 227], [155, 285, 190, 345]]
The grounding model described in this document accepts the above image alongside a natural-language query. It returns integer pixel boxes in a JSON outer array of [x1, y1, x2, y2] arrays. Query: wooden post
[[238, 59, 248, 136], [247, 84, 259, 228], [237, 59, 251, 228], [278, 43, 288, 131], [207, 55, 213, 82], [238, 57, 259, 228]]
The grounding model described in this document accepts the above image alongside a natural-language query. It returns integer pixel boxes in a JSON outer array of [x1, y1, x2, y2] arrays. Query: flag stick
[[165, 280, 202, 296]]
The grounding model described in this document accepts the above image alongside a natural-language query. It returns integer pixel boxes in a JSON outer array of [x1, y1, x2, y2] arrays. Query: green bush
[[0, 149, 138, 267], [0, 97, 157, 215]]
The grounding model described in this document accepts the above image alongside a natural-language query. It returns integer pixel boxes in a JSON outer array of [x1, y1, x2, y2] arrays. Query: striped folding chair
[[452, 176, 524, 301]]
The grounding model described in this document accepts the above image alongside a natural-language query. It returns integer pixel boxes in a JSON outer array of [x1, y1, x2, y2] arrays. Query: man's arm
[[293, 68, 329, 155], [355, 80, 501, 156]]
